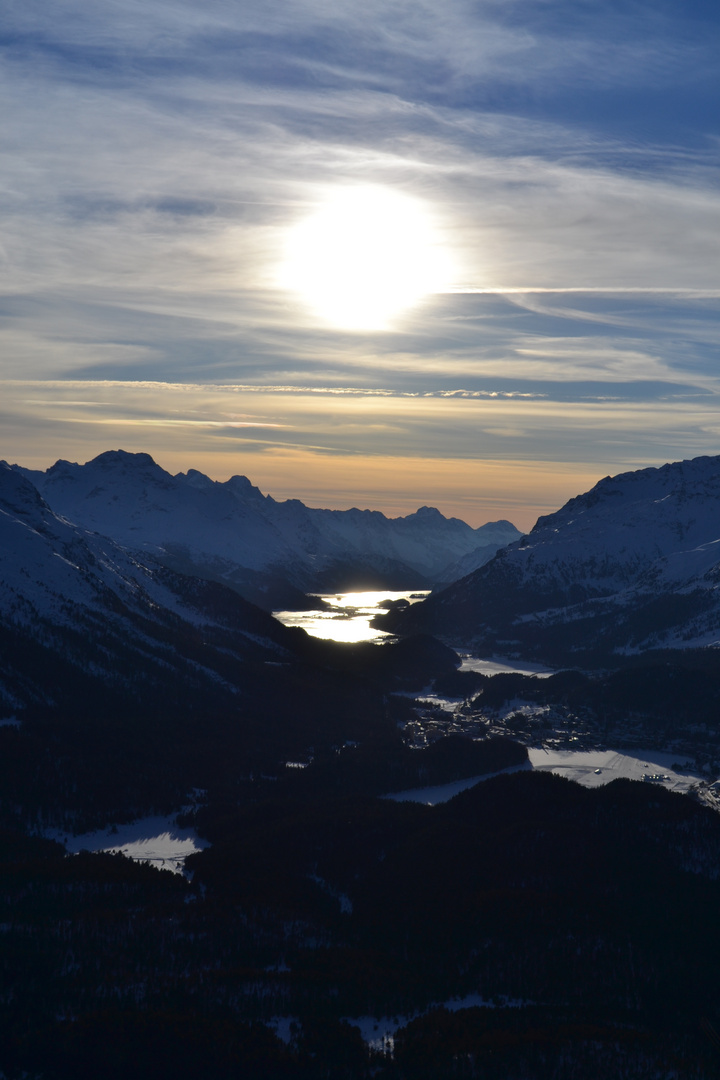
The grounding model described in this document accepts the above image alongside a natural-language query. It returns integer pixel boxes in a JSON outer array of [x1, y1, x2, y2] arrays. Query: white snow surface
[[515, 456, 720, 583], [0, 463, 189, 630], [0, 461, 292, 705], [384, 749, 704, 805], [48, 815, 208, 874], [384, 763, 532, 804], [431, 454, 720, 652], [458, 655, 554, 678], [527, 747, 699, 788]]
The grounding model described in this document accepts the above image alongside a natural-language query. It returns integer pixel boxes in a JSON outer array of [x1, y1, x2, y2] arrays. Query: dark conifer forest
[[3, 615, 720, 1077]]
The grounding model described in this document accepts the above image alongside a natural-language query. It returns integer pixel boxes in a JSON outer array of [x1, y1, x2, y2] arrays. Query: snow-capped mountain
[[15, 451, 521, 605], [2, 461, 439, 827], [433, 520, 524, 584], [380, 455, 720, 660], [0, 461, 298, 712]]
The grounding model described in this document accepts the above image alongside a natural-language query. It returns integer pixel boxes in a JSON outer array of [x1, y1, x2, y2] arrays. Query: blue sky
[[1, 0, 719, 527]]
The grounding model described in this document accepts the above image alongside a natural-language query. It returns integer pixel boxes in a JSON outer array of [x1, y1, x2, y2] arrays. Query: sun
[[280, 186, 453, 331]]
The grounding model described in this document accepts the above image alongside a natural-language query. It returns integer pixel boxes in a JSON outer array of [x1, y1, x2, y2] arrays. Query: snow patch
[[383, 762, 532, 805], [345, 994, 533, 1053], [47, 814, 209, 875]]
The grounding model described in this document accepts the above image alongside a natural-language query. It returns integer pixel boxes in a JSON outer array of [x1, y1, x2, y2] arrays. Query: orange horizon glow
[[8, 440, 609, 532], [5, 381, 695, 533]]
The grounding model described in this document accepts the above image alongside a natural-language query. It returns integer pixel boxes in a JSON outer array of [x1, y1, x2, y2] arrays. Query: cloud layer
[[2, 0, 719, 523]]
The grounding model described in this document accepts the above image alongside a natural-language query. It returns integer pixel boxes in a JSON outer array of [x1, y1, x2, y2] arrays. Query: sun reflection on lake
[[273, 590, 430, 643]]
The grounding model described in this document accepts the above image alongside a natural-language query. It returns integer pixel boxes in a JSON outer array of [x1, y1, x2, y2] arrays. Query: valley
[[274, 590, 720, 814], [3, 452, 720, 1077]]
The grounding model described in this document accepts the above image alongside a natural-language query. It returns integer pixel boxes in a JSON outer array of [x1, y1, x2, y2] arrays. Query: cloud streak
[[1, 0, 719, 522]]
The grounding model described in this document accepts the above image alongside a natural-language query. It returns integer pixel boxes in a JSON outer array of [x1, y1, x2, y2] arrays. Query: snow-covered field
[[384, 763, 532, 804], [384, 748, 705, 806], [48, 815, 208, 874], [527, 747, 699, 791], [459, 655, 554, 678], [51, 750, 709, 874]]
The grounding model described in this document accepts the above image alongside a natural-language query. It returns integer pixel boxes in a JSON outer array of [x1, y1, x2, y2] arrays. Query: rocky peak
[[90, 450, 158, 470], [0, 462, 49, 520]]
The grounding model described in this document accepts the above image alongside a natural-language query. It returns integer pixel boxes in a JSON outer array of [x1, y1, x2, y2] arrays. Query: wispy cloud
[[1, 0, 719, 519]]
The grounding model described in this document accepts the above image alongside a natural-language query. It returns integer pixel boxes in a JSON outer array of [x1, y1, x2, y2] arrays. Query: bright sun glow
[[280, 186, 453, 331]]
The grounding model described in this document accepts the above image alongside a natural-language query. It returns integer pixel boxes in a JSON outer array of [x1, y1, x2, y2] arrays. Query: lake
[[274, 589, 554, 677], [273, 589, 430, 643]]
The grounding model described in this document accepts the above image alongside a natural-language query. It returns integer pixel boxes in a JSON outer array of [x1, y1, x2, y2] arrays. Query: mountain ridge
[[0, 460, 300, 714], [378, 453, 720, 661], [0, 460, 460, 830], [15, 449, 522, 605]]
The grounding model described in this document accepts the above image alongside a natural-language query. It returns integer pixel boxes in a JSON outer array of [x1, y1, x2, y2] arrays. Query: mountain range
[[379, 454, 720, 663], [0, 459, 463, 830], [0, 460, 303, 714], [5, 450, 720, 1077], [15, 450, 522, 609], [9, 447, 720, 683]]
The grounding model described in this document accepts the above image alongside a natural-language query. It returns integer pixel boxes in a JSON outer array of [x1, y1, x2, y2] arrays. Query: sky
[[1, 0, 719, 530]]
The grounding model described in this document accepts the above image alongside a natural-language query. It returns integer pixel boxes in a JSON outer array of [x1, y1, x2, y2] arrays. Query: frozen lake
[[458, 655, 554, 678], [527, 747, 699, 790], [384, 747, 704, 805]]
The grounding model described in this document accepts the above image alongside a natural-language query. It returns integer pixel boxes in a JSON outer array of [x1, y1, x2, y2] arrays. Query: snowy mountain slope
[[380, 455, 720, 660], [433, 520, 523, 584], [0, 462, 296, 711], [17, 451, 521, 600], [0, 463, 428, 830]]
